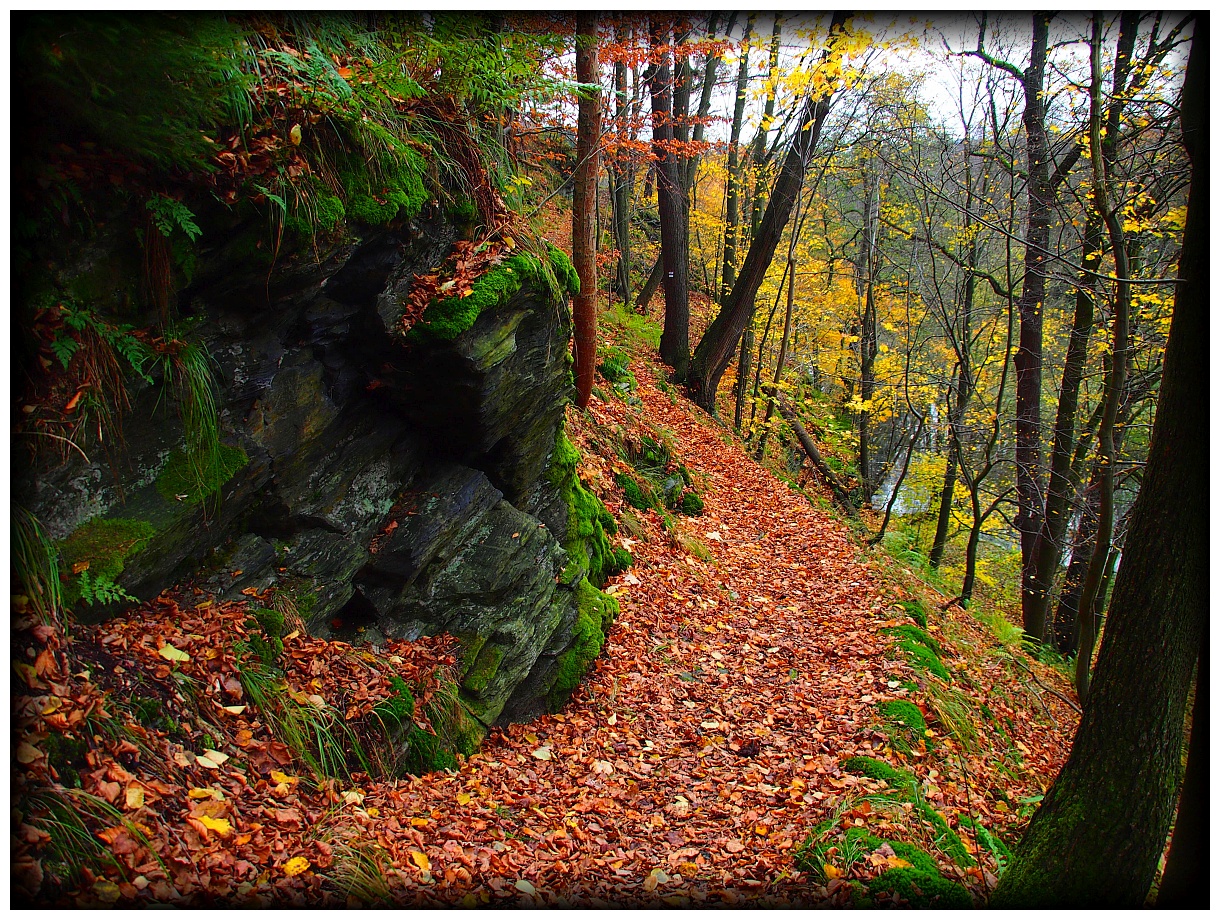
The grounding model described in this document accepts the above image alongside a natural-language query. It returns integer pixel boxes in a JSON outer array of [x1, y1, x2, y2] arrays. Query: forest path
[[359, 357, 924, 907]]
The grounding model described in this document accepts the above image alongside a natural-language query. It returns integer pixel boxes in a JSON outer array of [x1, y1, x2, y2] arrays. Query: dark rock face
[[19, 213, 607, 727]]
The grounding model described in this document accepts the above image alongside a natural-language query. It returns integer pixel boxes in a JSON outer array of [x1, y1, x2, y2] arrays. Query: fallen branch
[[766, 388, 856, 512], [1010, 654, 1082, 714]]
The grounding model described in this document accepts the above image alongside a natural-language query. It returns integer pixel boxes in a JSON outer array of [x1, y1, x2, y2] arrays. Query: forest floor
[[12, 344, 1081, 908]]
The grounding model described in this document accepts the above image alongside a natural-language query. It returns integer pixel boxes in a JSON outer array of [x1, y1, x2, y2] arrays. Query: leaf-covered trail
[[13, 352, 1077, 908], [353, 355, 1074, 907]]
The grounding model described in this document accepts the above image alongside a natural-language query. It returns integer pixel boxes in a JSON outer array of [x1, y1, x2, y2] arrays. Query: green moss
[[410, 252, 540, 342], [959, 814, 1013, 868], [897, 597, 929, 629], [447, 197, 478, 225], [313, 194, 345, 230], [840, 758, 973, 868], [841, 755, 916, 793], [251, 607, 286, 638], [678, 491, 704, 515], [615, 472, 655, 511], [882, 623, 943, 656], [867, 867, 972, 908], [901, 640, 952, 681], [877, 699, 928, 734], [547, 426, 618, 587], [549, 577, 618, 707], [372, 676, 416, 726], [425, 683, 484, 758], [547, 243, 579, 296], [462, 642, 504, 696], [58, 517, 156, 607], [155, 444, 248, 506], [609, 547, 633, 574], [343, 150, 429, 227]]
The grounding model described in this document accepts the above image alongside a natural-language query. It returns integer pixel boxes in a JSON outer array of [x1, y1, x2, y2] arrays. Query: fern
[[146, 195, 202, 242], [51, 335, 80, 370], [77, 570, 137, 606]]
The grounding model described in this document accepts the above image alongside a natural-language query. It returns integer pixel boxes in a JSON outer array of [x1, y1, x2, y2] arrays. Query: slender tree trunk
[[1013, 14, 1053, 642], [991, 24, 1206, 904], [648, 23, 691, 380], [733, 325, 753, 431], [688, 12, 849, 412], [610, 46, 632, 300], [572, 14, 602, 409], [856, 173, 880, 496], [1029, 12, 1136, 649], [1074, 13, 1134, 701], [755, 253, 797, 460], [928, 366, 967, 568], [721, 18, 753, 304]]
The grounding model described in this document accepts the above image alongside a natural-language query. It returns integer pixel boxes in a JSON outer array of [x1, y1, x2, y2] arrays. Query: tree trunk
[[769, 389, 854, 510], [1014, 14, 1053, 642], [648, 24, 691, 380], [1157, 648, 1209, 907], [755, 253, 797, 461], [1073, 13, 1134, 702], [1029, 12, 1136, 651], [990, 23, 1206, 904], [856, 173, 880, 497], [610, 47, 632, 300], [720, 17, 753, 304], [733, 324, 753, 431], [572, 14, 602, 409], [688, 12, 849, 412]]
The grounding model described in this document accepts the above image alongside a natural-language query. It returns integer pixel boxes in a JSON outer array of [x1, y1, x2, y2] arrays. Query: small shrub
[[615, 472, 654, 511]]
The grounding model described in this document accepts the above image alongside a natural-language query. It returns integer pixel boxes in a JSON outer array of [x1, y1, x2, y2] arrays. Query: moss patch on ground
[[57, 517, 156, 607], [883, 623, 951, 681], [155, 444, 248, 506]]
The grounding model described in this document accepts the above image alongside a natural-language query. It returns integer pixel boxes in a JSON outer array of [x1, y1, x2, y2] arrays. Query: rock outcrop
[[17, 210, 619, 730]]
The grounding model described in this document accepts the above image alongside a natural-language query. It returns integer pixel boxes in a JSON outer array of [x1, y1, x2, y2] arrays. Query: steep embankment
[[13, 345, 1079, 907]]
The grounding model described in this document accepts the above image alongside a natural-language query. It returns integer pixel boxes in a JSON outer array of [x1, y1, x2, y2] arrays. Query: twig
[[1009, 654, 1082, 714]]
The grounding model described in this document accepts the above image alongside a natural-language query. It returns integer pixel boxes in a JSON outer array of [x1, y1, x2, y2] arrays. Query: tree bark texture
[[572, 13, 602, 409], [610, 50, 632, 300], [991, 23, 1207, 904], [1014, 13, 1052, 642]]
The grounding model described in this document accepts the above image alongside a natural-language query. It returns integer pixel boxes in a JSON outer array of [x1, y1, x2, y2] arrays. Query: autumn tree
[[991, 18, 1206, 904], [688, 11, 851, 413]]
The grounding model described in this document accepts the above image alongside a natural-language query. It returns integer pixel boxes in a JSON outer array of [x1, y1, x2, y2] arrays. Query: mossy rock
[[342, 149, 429, 227], [678, 491, 704, 516], [548, 577, 618, 708], [547, 427, 618, 587], [461, 642, 505, 696], [615, 472, 655, 511], [57, 517, 156, 607], [882, 623, 943, 656], [155, 444, 248, 506], [408, 244, 575, 343]]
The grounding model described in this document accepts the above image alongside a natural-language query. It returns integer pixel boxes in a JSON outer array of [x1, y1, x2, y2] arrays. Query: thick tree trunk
[[1157, 648, 1209, 907], [688, 12, 849, 412], [572, 14, 602, 409], [648, 26, 691, 380], [991, 24, 1207, 904], [1015, 14, 1053, 642]]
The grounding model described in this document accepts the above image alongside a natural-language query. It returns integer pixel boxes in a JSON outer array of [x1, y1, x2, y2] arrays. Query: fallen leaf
[[125, 786, 145, 809], [411, 851, 431, 872], [283, 856, 310, 877], [531, 746, 553, 761], [16, 742, 43, 764], [198, 815, 232, 836], [157, 644, 190, 662], [514, 879, 536, 896]]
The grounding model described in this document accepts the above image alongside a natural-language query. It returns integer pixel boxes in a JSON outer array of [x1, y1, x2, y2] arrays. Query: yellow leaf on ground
[[198, 815, 232, 836], [457, 792, 472, 806], [410, 817, 429, 827], [271, 770, 297, 785], [411, 851, 431, 872], [283, 856, 310, 877], [125, 786, 145, 809], [886, 856, 913, 869], [188, 788, 215, 799], [157, 644, 190, 662], [823, 863, 844, 880]]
